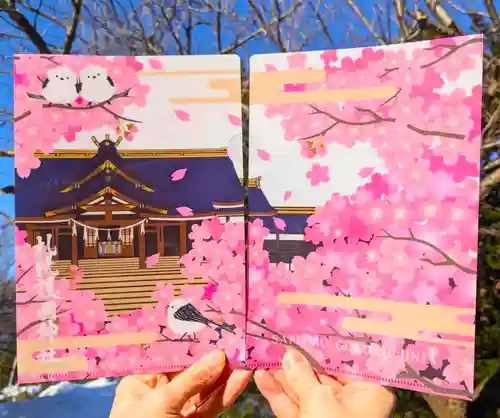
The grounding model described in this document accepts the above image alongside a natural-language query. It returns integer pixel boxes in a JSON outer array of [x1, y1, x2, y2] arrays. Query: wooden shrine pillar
[[157, 226, 164, 256], [26, 225, 34, 246], [71, 232, 78, 265], [138, 228, 146, 269], [180, 223, 187, 255]]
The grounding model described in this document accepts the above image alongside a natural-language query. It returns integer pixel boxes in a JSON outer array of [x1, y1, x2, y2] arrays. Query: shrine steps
[[52, 257, 207, 315]]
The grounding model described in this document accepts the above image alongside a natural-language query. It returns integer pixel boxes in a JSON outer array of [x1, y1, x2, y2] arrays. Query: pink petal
[[177, 206, 194, 217], [171, 168, 187, 181], [265, 64, 277, 72], [228, 114, 242, 126], [257, 149, 271, 161], [359, 167, 375, 178], [273, 217, 287, 231], [149, 59, 163, 70], [201, 283, 218, 301], [174, 110, 190, 121], [283, 191, 292, 202], [146, 253, 160, 268]]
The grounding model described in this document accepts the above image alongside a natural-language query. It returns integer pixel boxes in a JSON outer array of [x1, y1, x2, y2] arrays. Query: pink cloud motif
[[201, 282, 218, 301], [149, 59, 163, 70], [358, 167, 375, 178], [283, 190, 292, 202], [171, 168, 187, 181], [176, 206, 193, 217], [306, 164, 330, 186], [228, 114, 242, 126], [146, 253, 160, 268], [257, 149, 271, 161], [63, 125, 82, 142], [174, 110, 190, 121], [273, 217, 287, 231]]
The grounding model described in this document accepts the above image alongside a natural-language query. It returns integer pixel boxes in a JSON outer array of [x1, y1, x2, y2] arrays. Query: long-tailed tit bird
[[164, 298, 235, 340], [42, 67, 79, 106], [79, 66, 116, 105]]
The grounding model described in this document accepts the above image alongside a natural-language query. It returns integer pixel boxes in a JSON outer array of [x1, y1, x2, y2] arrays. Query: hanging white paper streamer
[[72, 220, 77, 236], [83, 225, 88, 244], [107, 229, 111, 241]]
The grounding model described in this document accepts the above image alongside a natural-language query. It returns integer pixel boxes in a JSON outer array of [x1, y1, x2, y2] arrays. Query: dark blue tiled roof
[[252, 213, 311, 235], [16, 142, 261, 218]]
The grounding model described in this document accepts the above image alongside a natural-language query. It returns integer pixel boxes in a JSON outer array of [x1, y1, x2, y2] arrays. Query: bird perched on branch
[[79, 66, 116, 106], [42, 67, 79, 106], [163, 299, 236, 341]]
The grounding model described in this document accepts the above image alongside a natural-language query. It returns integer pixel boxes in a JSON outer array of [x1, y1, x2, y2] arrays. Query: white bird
[[165, 298, 236, 340], [79, 65, 116, 105], [42, 67, 79, 105]]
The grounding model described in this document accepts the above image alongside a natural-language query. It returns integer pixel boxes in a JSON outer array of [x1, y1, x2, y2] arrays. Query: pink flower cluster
[[14, 55, 150, 177]]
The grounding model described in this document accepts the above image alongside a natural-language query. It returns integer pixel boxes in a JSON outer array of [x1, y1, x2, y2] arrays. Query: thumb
[[282, 349, 321, 403], [148, 350, 226, 415]]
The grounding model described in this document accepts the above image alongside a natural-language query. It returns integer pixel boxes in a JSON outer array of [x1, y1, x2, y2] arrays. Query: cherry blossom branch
[[377, 228, 476, 275], [297, 104, 396, 141], [17, 307, 70, 337], [421, 37, 483, 69], [25, 88, 142, 124], [156, 330, 200, 343], [397, 364, 472, 398], [319, 324, 379, 345], [16, 265, 34, 285], [378, 68, 398, 79], [13, 110, 31, 123], [16, 294, 49, 306], [406, 124, 465, 140], [379, 88, 402, 108]]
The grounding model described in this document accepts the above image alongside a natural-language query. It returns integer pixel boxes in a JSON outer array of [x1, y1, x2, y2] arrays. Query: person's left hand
[[109, 350, 252, 418]]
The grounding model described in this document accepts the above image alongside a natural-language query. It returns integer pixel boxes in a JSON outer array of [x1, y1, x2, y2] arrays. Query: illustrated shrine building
[[15, 135, 277, 268]]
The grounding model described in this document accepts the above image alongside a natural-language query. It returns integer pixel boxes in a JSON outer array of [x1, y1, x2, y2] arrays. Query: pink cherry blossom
[[306, 164, 329, 186]]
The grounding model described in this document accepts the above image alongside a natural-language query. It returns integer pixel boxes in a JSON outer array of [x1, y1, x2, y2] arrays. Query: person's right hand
[[255, 349, 395, 418]]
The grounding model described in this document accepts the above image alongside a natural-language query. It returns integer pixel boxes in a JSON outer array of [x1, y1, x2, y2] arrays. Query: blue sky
[[0, 0, 491, 226]]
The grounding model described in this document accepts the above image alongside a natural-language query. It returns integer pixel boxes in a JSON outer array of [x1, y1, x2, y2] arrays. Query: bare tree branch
[[0, 1, 51, 53], [484, 0, 500, 28], [63, 0, 83, 54], [344, 0, 387, 45]]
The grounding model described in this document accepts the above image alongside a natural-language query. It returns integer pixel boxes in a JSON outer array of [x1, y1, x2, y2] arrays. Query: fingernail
[[283, 349, 305, 372], [201, 350, 226, 368]]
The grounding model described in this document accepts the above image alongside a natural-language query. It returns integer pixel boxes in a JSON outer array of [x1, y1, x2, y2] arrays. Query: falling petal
[[273, 217, 287, 231], [228, 114, 242, 126], [146, 253, 160, 268], [284, 191, 292, 202], [171, 168, 188, 181], [257, 149, 271, 161], [149, 59, 163, 70], [174, 110, 190, 121], [177, 206, 194, 216]]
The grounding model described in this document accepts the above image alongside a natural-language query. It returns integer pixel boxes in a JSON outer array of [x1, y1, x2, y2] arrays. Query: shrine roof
[[16, 141, 275, 219]]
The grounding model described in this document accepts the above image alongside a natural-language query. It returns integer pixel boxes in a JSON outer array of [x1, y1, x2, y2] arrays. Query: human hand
[[255, 349, 395, 418], [109, 350, 252, 418]]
